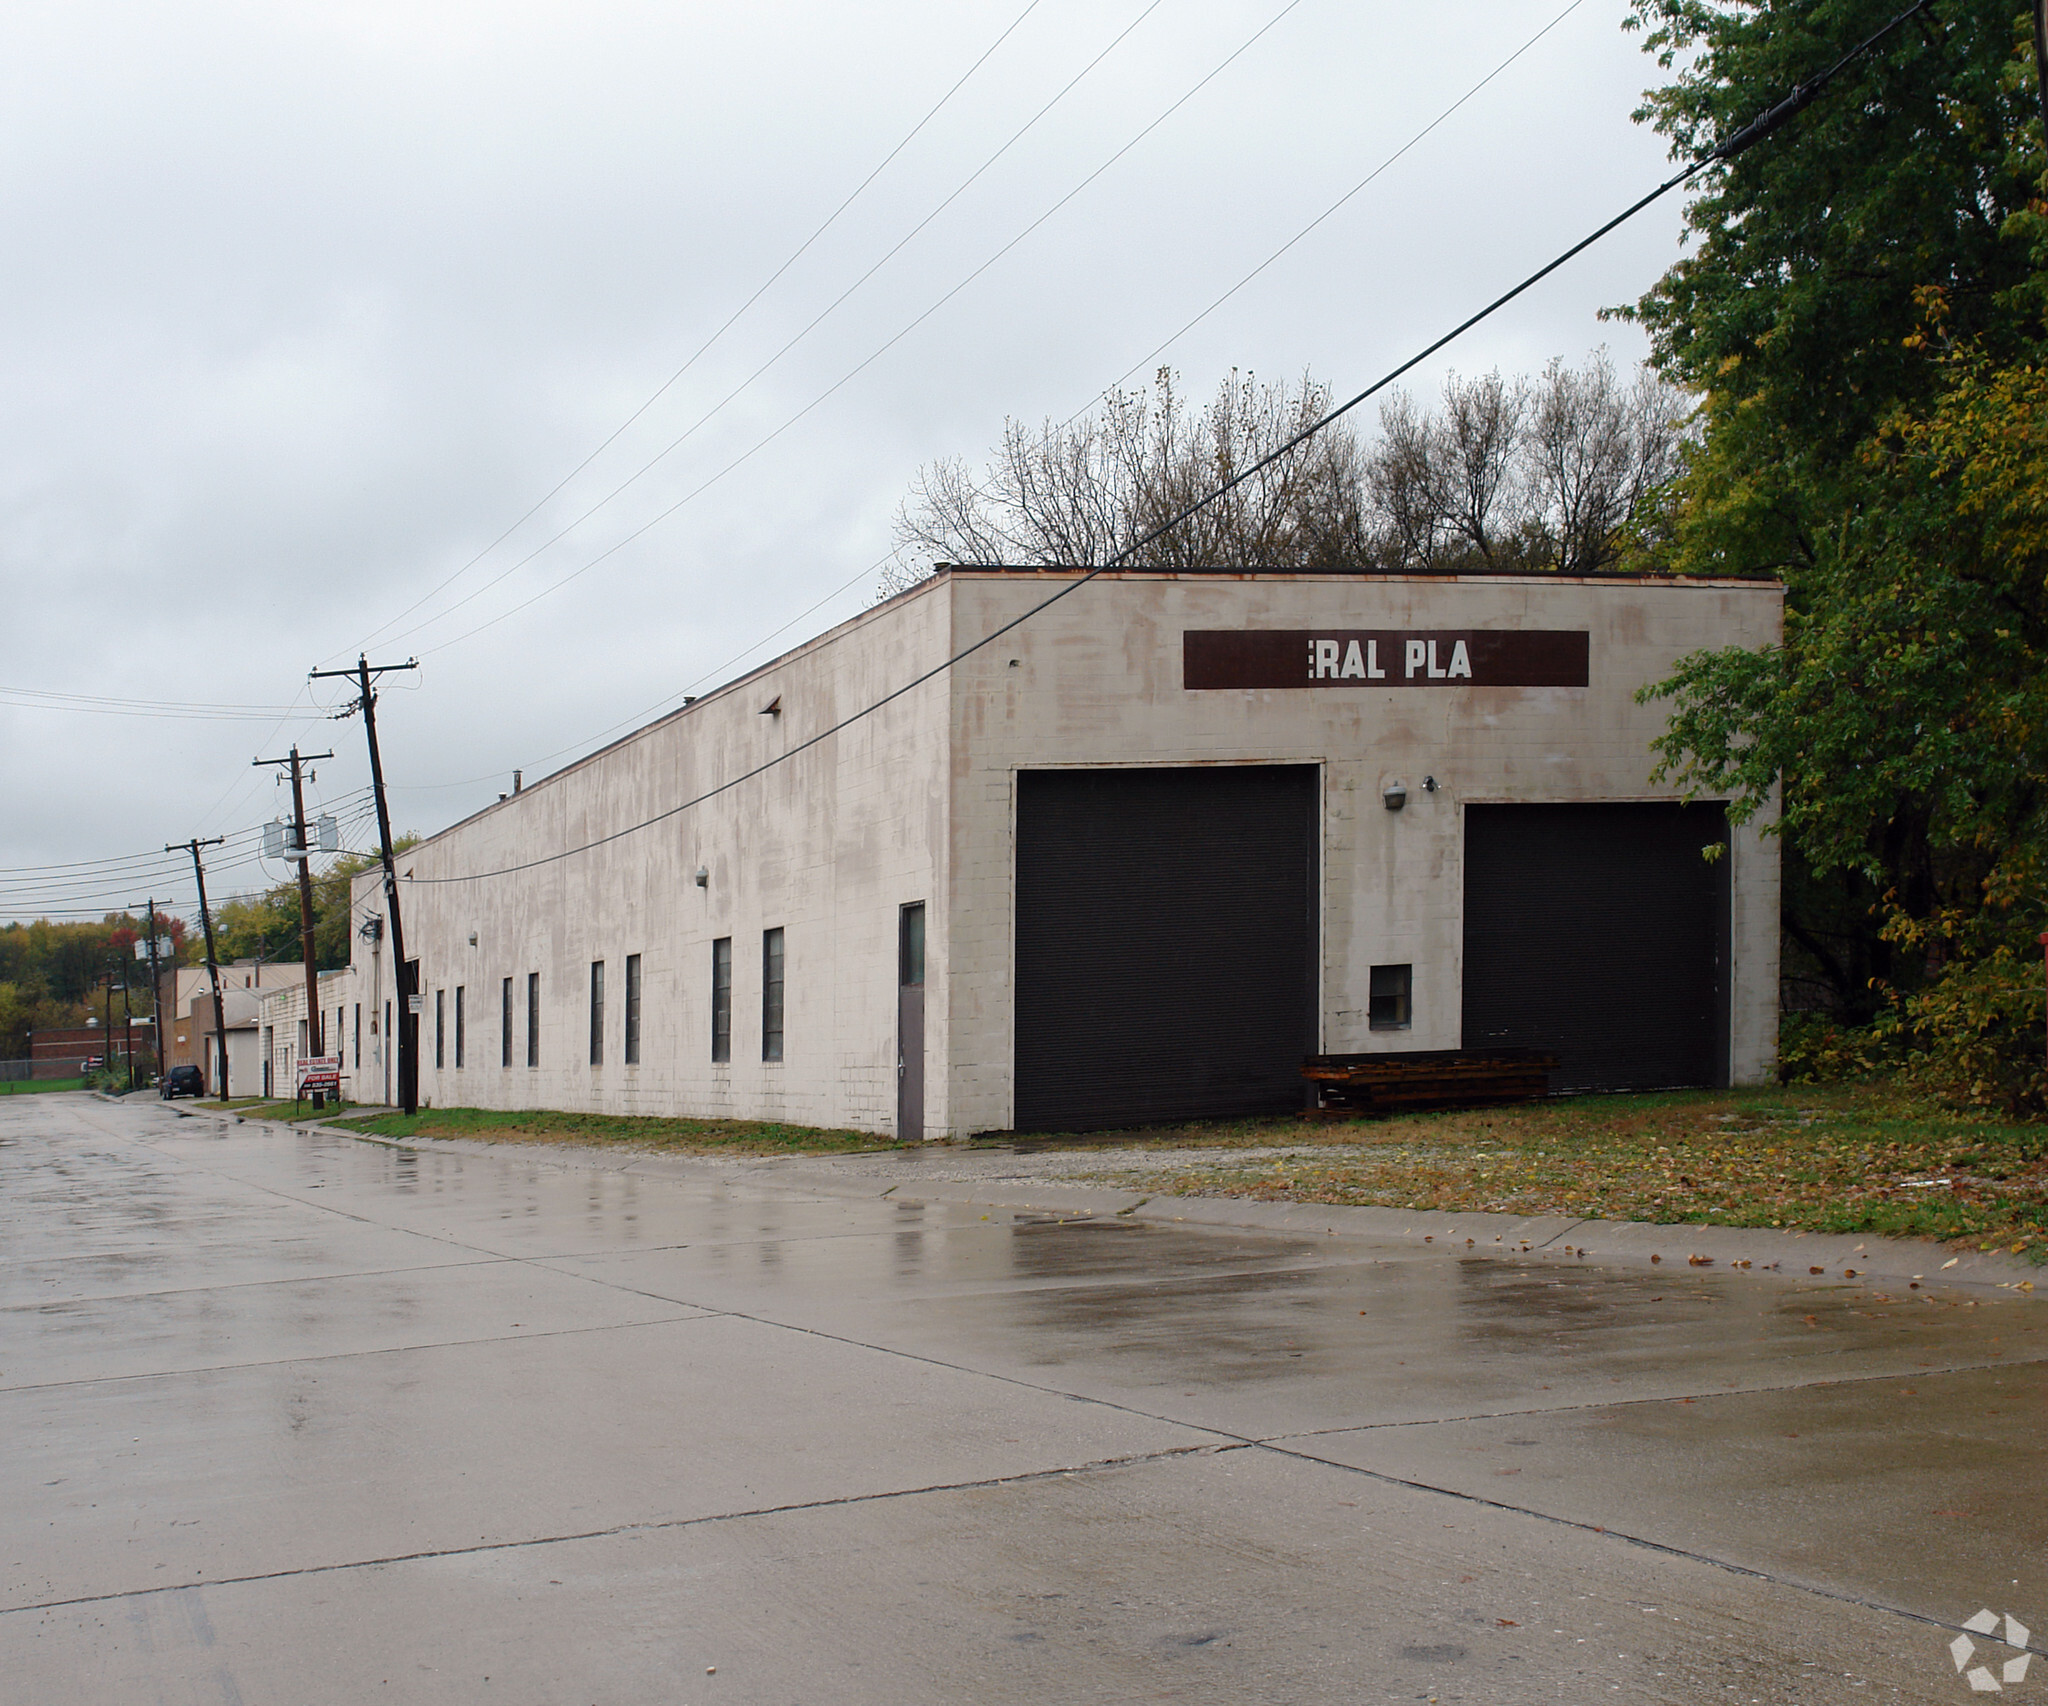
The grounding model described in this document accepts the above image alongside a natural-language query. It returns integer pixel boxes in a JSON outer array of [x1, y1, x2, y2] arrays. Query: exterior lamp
[[694, 866, 709, 888], [1382, 781, 1408, 811]]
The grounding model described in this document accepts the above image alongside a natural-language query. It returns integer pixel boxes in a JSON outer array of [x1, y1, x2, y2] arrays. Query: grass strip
[[197, 1097, 370, 1125], [341, 1104, 890, 1156], [0, 1076, 84, 1096], [1058, 1084, 2046, 1259]]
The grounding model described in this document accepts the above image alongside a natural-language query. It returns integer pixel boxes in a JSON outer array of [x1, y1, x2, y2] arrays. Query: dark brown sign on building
[[1183, 629, 1588, 690]]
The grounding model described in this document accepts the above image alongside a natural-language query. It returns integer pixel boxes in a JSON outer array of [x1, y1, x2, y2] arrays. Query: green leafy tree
[[0, 982, 86, 1060], [0, 914, 184, 1009], [212, 844, 416, 972], [1624, 0, 2047, 1109]]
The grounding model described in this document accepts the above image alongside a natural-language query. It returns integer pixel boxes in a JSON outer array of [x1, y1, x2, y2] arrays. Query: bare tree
[[1363, 353, 1691, 575], [882, 369, 1373, 593], [1524, 352, 1688, 574], [1365, 372, 1534, 571], [880, 352, 1692, 596]]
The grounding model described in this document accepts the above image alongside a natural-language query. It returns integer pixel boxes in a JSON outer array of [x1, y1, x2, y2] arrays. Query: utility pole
[[143, 896, 163, 1082], [312, 656, 418, 1113], [254, 745, 335, 1075], [171, 837, 229, 1099]]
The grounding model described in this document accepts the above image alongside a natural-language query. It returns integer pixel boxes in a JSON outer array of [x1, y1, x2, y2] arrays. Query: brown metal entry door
[[897, 903, 926, 1142]]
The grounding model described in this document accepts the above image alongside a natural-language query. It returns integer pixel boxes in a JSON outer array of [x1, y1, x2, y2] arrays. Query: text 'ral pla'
[[1182, 629, 1589, 690]]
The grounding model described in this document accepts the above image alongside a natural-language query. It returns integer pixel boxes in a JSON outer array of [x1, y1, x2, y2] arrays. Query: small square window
[[1368, 963, 1412, 1031]]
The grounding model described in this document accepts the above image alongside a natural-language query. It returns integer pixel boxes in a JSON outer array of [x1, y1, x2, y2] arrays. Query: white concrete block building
[[256, 967, 364, 1100], [351, 567, 1781, 1136]]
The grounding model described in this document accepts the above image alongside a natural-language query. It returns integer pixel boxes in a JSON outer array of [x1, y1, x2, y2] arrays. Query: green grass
[[197, 1097, 369, 1125], [0, 1076, 84, 1095], [1074, 1083, 2047, 1258], [340, 1104, 892, 1156]]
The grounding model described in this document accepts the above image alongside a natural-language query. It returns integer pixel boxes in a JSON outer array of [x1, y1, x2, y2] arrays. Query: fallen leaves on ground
[[1082, 1085, 2046, 1256]]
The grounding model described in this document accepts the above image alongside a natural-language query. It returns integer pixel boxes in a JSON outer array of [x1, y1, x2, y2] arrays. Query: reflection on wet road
[[3, 1094, 2041, 1704]]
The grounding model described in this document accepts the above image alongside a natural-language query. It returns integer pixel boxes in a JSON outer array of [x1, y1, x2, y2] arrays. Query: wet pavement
[[3, 1095, 2042, 1704]]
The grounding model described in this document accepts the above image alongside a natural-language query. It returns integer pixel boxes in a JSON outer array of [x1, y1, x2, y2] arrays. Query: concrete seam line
[[121, 1123, 1250, 1440], [0, 1255, 521, 1314], [1251, 1353, 2048, 1439], [92, 1125, 1255, 1446], [126, 1122, 2048, 1442], [0, 1312, 725, 1396], [1251, 1438, 2048, 1654], [0, 1441, 1248, 1618]]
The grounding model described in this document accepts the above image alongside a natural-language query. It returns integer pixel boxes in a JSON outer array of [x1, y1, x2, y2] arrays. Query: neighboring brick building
[[29, 1021, 154, 1080]]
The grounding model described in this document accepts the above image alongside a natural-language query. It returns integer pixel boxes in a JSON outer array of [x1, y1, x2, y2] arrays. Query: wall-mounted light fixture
[[760, 695, 782, 718], [694, 866, 709, 888], [1383, 780, 1408, 811], [467, 930, 478, 947], [1422, 775, 1439, 794]]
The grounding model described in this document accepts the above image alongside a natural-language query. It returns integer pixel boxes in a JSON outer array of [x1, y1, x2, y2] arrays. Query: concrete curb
[[271, 1116, 2044, 1298]]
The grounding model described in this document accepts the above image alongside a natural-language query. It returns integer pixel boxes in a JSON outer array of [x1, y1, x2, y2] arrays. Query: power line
[[401, 555, 889, 792], [382, 0, 1582, 793], [0, 836, 257, 878], [333, 0, 1051, 667], [0, 799, 363, 901], [0, 686, 308, 721], [1093, 0, 1586, 394], [382, 0, 1299, 657], [399, 0, 1934, 891]]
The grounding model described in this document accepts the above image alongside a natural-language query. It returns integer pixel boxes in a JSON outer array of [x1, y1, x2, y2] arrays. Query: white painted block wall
[[353, 568, 1781, 1137]]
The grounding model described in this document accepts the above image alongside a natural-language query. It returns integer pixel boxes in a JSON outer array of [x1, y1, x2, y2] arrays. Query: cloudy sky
[[0, 0, 1701, 927]]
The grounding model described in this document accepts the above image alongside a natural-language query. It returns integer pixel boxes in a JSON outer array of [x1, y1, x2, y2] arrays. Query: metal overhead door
[[1462, 802, 1730, 1092], [1014, 765, 1319, 1133]]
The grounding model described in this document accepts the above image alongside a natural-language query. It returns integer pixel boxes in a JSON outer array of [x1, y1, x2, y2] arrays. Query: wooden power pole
[[255, 745, 334, 1073], [311, 656, 419, 1113], [171, 838, 229, 1097]]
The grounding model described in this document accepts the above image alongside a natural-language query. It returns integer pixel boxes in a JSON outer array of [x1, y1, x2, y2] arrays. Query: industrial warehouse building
[[347, 566, 1781, 1137]]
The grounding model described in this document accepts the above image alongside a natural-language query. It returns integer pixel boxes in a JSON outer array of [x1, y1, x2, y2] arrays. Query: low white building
[[255, 967, 367, 1101], [351, 567, 1781, 1137], [168, 959, 304, 1097]]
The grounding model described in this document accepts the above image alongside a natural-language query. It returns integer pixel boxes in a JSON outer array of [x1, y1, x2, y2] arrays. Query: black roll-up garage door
[[1462, 802, 1730, 1092], [1014, 766, 1318, 1132]]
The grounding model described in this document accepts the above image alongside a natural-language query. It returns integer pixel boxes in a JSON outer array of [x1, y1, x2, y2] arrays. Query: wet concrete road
[[4, 1096, 2043, 1704]]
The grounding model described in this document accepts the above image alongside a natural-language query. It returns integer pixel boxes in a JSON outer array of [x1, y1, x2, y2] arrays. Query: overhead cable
[[392, 0, 1595, 791], [0, 687, 308, 721], [334, 0, 1052, 665], [1092, 0, 1586, 394], [385, 0, 1306, 656], [400, 0, 1935, 889]]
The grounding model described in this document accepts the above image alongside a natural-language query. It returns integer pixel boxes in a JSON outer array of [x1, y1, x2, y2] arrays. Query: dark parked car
[[160, 1065, 204, 1100]]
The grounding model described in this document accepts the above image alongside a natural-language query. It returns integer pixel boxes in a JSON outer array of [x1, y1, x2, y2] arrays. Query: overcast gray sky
[[0, 0, 1701, 927]]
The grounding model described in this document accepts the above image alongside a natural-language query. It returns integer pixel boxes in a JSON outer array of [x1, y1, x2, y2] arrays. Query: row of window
[[429, 929, 789, 1070]]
